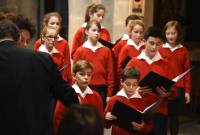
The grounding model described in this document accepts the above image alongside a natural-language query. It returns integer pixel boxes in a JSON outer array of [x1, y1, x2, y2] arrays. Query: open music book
[[111, 99, 160, 132], [138, 68, 192, 91]]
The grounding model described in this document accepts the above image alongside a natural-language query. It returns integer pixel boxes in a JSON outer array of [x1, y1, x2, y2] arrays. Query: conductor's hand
[[131, 120, 145, 131], [156, 86, 171, 98], [105, 112, 117, 121], [185, 93, 190, 104]]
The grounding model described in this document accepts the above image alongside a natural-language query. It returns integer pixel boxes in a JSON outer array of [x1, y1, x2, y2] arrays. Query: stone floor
[[174, 115, 200, 135]]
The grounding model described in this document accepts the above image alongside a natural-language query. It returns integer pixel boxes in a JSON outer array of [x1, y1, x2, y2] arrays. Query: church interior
[[1, 0, 200, 134]]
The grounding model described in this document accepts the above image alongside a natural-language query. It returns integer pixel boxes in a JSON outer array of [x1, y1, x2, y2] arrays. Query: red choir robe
[[33, 36, 72, 83], [54, 84, 103, 134], [71, 23, 111, 59], [126, 50, 177, 115], [73, 40, 115, 97], [112, 34, 129, 60], [118, 38, 145, 70], [159, 43, 191, 94], [105, 88, 159, 135]]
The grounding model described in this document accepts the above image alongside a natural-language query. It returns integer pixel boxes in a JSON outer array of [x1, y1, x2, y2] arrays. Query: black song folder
[[98, 38, 114, 49], [111, 100, 159, 132], [121, 56, 132, 69], [138, 71, 175, 91], [138, 68, 192, 91]]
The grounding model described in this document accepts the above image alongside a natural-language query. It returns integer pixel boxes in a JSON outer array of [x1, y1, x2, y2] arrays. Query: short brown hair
[[122, 67, 140, 81], [125, 14, 141, 26], [42, 12, 62, 29], [73, 60, 93, 74], [129, 19, 144, 32], [85, 20, 101, 31]]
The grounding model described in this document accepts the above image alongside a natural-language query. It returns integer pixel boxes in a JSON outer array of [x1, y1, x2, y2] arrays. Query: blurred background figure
[[33, 12, 72, 84], [0, 8, 36, 48], [58, 104, 104, 135]]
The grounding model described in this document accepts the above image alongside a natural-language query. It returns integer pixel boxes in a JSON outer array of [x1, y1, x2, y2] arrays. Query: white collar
[[121, 34, 130, 40], [127, 39, 144, 50], [137, 50, 163, 64], [81, 22, 104, 28], [116, 88, 142, 99], [82, 40, 104, 52], [81, 22, 87, 28], [56, 35, 63, 42], [72, 84, 93, 98], [163, 42, 183, 52], [38, 44, 59, 54]]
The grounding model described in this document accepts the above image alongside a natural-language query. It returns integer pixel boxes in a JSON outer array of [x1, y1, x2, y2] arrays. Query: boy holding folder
[[104, 67, 159, 135], [126, 26, 177, 135]]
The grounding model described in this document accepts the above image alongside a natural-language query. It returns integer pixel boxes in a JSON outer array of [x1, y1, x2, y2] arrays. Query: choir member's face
[[144, 36, 161, 59], [74, 68, 92, 91], [47, 16, 60, 31], [43, 28, 58, 51], [18, 29, 31, 48], [123, 78, 138, 97], [85, 24, 100, 42], [90, 9, 105, 23], [131, 24, 144, 44], [165, 26, 178, 47]]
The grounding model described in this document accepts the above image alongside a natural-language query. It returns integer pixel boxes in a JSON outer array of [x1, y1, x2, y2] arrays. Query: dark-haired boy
[[126, 26, 177, 135], [105, 67, 158, 135]]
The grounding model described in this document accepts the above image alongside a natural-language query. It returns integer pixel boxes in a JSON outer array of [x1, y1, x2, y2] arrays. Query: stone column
[[112, 0, 130, 41], [68, 0, 91, 50], [143, 0, 154, 31]]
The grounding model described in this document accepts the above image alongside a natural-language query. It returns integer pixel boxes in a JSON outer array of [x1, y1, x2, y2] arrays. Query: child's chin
[[82, 83, 89, 86], [127, 91, 135, 96]]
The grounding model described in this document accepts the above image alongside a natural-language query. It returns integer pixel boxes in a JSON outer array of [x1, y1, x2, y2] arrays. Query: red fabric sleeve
[[71, 28, 85, 59], [53, 100, 68, 135], [33, 39, 42, 51]]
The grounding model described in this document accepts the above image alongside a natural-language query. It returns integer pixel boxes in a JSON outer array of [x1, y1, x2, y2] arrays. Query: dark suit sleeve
[[49, 56, 79, 107]]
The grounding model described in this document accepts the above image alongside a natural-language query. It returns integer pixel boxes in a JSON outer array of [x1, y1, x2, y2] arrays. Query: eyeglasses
[[45, 35, 59, 40]]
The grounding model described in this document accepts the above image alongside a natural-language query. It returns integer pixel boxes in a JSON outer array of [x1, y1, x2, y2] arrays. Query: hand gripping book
[[138, 68, 192, 91], [111, 100, 160, 133]]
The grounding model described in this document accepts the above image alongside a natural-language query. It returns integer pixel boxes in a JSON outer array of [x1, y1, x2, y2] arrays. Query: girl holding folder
[[159, 20, 191, 135]]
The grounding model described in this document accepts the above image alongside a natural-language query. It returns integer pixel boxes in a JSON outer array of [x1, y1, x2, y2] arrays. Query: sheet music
[[172, 68, 192, 82], [143, 102, 155, 113]]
